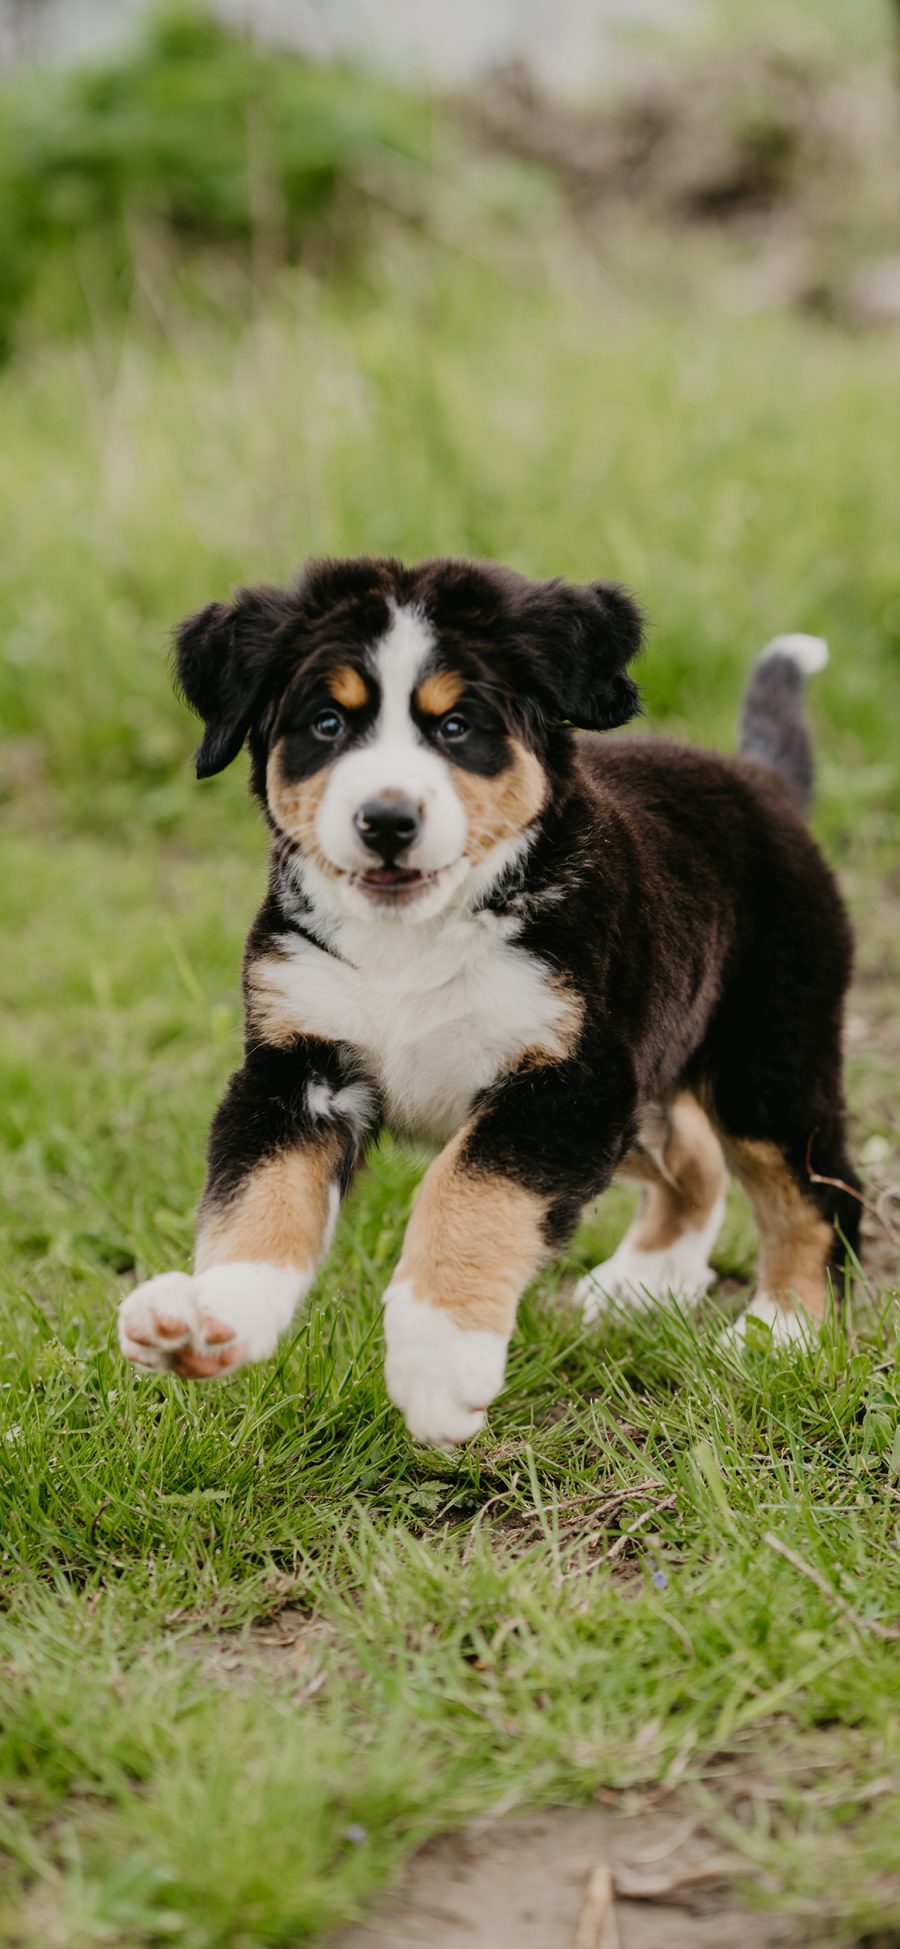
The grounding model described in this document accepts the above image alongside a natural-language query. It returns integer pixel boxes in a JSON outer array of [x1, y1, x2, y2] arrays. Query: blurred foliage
[[1, 0, 896, 363], [0, 6, 436, 357], [0, 2, 897, 847], [1, 247, 898, 855]]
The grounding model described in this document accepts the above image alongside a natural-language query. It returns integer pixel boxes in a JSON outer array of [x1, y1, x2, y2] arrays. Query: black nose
[[354, 797, 422, 863]]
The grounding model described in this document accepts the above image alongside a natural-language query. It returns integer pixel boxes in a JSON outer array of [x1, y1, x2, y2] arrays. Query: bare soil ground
[[474, 46, 900, 325], [330, 1802, 794, 1949]]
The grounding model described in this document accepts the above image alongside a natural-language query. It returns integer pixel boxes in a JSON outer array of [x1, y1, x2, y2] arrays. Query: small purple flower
[[344, 1823, 368, 1846], [648, 1555, 668, 1590]]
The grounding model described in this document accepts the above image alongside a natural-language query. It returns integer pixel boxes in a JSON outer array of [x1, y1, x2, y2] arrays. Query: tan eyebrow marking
[[416, 668, 464, 715], [328, 665, 368, 710]]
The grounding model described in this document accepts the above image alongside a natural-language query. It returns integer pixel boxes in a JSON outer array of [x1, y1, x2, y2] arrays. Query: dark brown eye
[[438, 713, 469, 744], [312, 709, 344, 741]]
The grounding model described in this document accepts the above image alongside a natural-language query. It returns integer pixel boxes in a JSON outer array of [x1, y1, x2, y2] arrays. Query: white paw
[[723, 1291, 817, 1351], [575, 1237, 716, 1324], [383, 1280, 509, 1446], [118, 1262, 304, 1378]]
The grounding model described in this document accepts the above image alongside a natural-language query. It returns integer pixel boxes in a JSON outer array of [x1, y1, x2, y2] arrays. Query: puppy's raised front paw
[[383, 1280, 508, 1447], [118, 1262, 301, 1378]]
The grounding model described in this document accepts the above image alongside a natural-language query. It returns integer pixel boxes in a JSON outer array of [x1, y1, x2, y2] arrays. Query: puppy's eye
[[438, 713, 469, 744], [312, 709, 345, 741]]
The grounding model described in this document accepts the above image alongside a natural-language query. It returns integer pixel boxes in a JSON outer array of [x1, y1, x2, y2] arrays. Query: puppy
[[118, 557, 860, 1444]]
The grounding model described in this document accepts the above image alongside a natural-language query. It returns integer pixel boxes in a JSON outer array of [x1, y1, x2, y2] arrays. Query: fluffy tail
[[739, 633, 829, 816]]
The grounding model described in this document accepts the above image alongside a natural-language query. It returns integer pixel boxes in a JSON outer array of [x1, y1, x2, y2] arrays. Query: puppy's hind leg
[[706, 950, 861, 1347], [722, 1122, 860, 1347], [576, 1093, 727, 1322]]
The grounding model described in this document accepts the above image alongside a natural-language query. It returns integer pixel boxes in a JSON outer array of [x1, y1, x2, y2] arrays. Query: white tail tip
[[759, 632, 829, 676]]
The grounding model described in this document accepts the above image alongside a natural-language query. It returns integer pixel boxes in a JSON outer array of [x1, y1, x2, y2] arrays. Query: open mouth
[[353, 865, 437, 902]]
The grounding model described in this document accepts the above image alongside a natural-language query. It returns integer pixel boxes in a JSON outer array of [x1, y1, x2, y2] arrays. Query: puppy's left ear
[[174, 585, 295, 778], [523, 578, 643, 731]]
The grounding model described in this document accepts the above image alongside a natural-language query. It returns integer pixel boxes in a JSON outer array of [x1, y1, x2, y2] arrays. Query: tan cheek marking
[[454, 741, 548, 865], [329, 666, 368, 709], [396, 1129, 549, 1333], [618, 1092, 728, 1252], [195, 1140, 339, 1272], [266, 744, 337, 873], [416, 669, 463, 715], [724, 1137, 832, 1317]]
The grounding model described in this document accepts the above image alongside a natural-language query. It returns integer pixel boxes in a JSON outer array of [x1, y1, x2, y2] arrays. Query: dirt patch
[[330, 1802, 793, 1948], [473, 46, 900, 322], [168, 1607, 333, 1697], [476, 48, 895, 225]]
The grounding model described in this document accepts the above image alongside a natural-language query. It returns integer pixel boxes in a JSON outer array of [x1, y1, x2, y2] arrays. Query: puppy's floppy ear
[[520, 577, 643, 732], [174, 585, 296, 778]]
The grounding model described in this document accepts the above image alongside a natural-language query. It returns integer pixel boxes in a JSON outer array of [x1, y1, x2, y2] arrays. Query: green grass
[[2, 249, 899, 849], [2, 120, 900, 1947]]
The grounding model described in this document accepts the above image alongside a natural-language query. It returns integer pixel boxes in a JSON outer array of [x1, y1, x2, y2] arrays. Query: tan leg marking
[[329, 666, 368, 709], [120, 1131, 343, 1381], [416, 668, 463, 715], [576, 1091, 727, 1321], [195, 1139, 340, 1272], [724, 1138, 832, 1318], [618, 1094, 728, 1252], [454, 741, 547, 865], [396, 1130, 549, 1334]]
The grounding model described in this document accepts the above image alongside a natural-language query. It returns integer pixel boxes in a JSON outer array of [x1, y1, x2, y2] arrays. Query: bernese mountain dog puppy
[[118, 557, 861, 1445]]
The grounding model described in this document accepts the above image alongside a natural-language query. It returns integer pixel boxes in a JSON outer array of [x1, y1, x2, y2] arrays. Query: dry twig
[[607, 1496, 677, 1561], [805, 1136, 900, 1248], [614, 1858, 737, 1903], [764, 1531, 900, 1642], [573, 1863, 621, 1949]]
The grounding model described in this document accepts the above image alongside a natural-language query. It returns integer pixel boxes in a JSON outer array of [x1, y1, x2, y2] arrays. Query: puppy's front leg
[[384, 1056, 634, 1445], [119, 1041, 377, 1379], [383, 1131, 544, 1446]]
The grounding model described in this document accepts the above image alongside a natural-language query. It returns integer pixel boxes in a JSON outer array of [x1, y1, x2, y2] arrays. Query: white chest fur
[[257, 910, 568, 1143]]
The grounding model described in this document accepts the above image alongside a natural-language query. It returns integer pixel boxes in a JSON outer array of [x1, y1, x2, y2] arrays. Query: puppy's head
[[175, 556, 642, 923]]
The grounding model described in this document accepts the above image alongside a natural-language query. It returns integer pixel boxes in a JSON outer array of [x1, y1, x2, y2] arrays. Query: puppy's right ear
[[174, 586, 294, 778]]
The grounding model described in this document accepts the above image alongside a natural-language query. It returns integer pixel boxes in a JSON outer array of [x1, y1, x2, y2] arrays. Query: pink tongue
[[363, 866, 419, 888]]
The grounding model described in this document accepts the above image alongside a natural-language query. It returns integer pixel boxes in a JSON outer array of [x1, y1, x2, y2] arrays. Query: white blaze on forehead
[[314, 600, 468, 896], [372, 602, 434, 742]]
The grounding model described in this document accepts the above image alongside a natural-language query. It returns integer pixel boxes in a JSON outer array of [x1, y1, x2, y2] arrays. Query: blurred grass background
[[2, 6, 900, 1944], [1, 2, 898, 858]]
